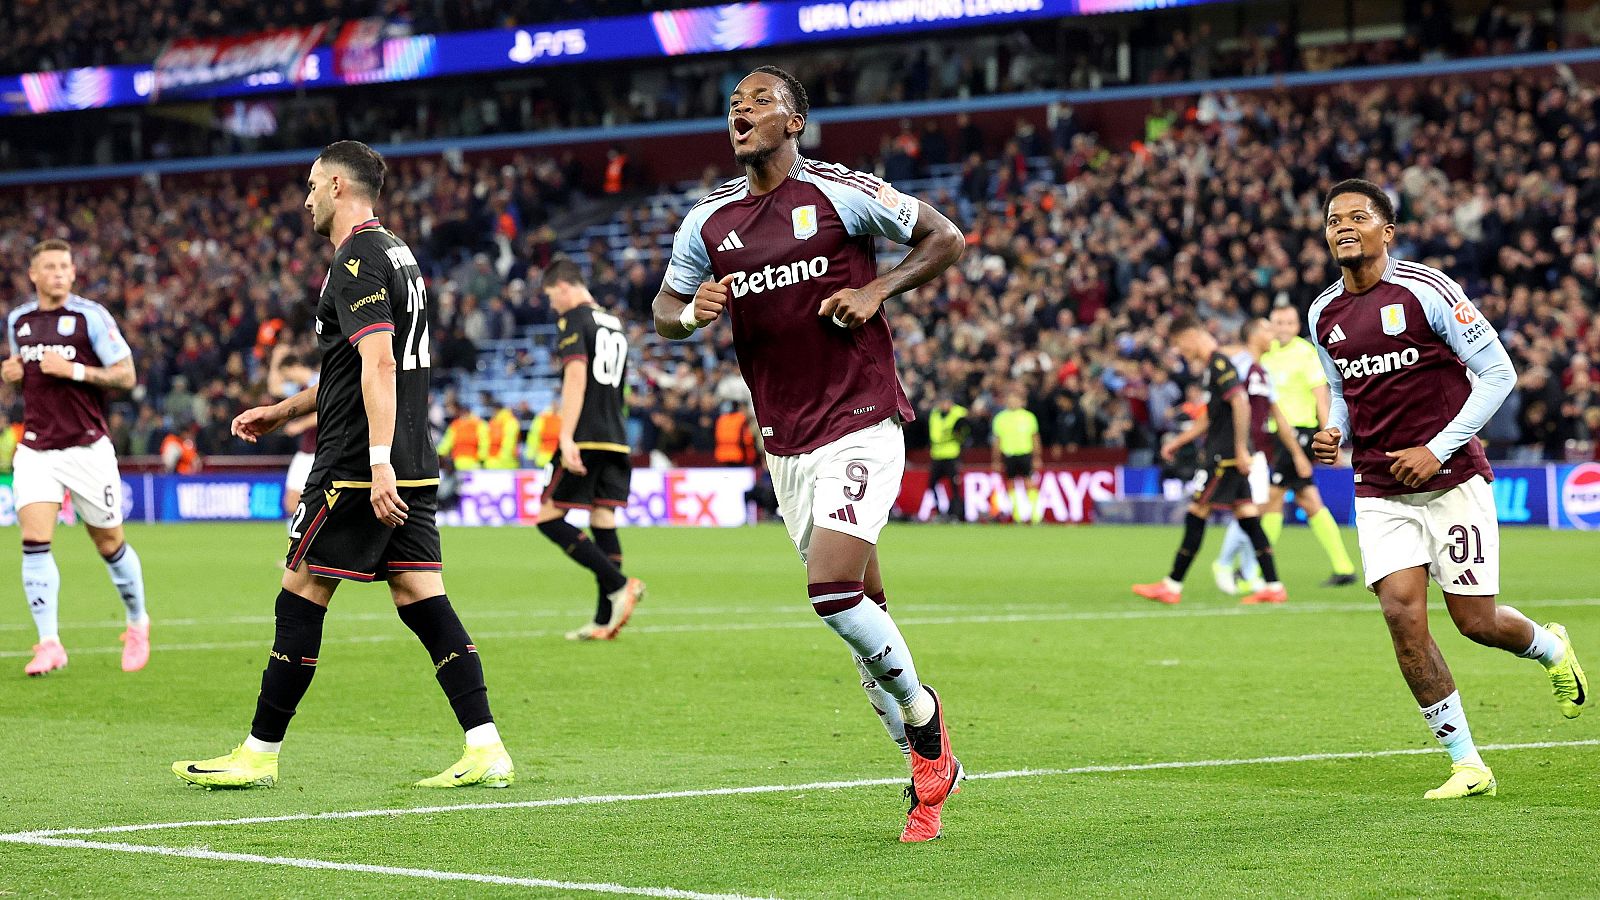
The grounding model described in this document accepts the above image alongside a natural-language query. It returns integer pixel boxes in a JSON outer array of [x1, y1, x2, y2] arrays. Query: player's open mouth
[[1337, 236, 1359, 247], [732, 117, 754, 139]]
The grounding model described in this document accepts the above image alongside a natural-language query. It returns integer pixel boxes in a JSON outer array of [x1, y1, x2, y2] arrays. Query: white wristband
[[71, 363, 86, 382], [369, 445, 392, 467], [678, 300, 701, 332]]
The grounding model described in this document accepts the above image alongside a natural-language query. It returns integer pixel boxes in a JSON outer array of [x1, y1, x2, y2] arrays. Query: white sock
[[1420, 691, 1483, 767], [244, 735, 282, 753], [464, 722, 501, 747], [103, 543, 148, 625], [1163, 577, 1183, 594], [900, 686, 936, 728], [1515, 619, 1565, 668], [854, 654, 909, 757], [23, 541, 60, 642], [812, 584, 925, 710]]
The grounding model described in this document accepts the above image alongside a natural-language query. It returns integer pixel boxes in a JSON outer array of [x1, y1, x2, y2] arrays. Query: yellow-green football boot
[[1544, 623, 1588, 719], [173, 745, 278, 789], [414, 742, 515, 788], [1423, 763, 1496, 800]]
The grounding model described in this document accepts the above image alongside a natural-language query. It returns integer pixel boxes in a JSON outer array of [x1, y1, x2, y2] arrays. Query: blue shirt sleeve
[[1307, 304, 1349, 439], [1423, 340, 1516, 464], [663, 211, 713, 297], [83, 302, 132, 365], [802, 165, 919, 244]]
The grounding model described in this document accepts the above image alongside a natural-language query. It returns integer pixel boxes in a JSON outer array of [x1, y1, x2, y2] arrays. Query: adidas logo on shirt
[[1326, 324, 1347, 344], [716, 231, 745, 252]]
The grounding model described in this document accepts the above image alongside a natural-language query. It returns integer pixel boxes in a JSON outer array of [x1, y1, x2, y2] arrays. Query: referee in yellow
[[991, 390, 1044, 523], [1261, 304, 1357, 586]]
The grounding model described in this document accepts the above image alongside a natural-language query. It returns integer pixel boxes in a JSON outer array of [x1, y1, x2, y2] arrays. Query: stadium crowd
[[9, 2, 1597, 172], [3, 69, 1599, 469]]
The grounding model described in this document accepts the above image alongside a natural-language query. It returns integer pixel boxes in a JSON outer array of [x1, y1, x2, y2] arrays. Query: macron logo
[[716, 231, 745, 252], [1327, 324, 1346, 344]]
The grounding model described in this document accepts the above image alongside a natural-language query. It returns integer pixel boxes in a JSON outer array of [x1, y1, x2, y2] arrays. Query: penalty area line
[[0, 836, 774, 900], [7, 738, 1595, 841]]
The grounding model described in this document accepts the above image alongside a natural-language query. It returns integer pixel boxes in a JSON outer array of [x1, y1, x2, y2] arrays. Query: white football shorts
[[285, 451, 315, 494], [1354, 475, 1498, 595], [768, 417, 904, 564], [13, 436, 124, 528]]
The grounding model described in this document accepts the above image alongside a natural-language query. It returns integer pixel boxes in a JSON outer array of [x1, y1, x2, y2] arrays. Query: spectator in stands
[[484, 394, 522, 470], [713, 404, 757, 467], [438, 400, 489, 470], [526, 400, 561, 468], [160, 424, 201, 474]]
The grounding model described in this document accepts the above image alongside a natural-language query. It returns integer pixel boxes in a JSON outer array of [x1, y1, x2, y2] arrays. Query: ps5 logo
[[509, 29, 586, 63]]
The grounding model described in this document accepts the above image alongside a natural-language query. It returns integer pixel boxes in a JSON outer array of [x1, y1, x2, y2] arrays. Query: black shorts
[[544, 449, 631, 510], [1192, 461, 1253, 509], [1001, 455, 1034, 479], [1270, 427, 1318, 491], [285, 483, 442, 582], [929, 457, 960, 484]]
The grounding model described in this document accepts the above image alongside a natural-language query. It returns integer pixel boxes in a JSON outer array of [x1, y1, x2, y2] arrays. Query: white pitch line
[[7, 597, 1600, 659], [7, 738, 1595, 842], [0, 837, 771, 900]]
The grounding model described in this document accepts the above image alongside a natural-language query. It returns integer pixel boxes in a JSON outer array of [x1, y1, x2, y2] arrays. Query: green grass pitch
[[1, 521, 1596, 898]]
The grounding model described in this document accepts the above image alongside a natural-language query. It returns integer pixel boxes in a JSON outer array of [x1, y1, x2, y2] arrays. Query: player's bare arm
[[284, 412, 318, 437], [233, 384, 319, 442], [355, 334, 407, 527], [1385, 446, 1442, 489], [1230, 390, 1252, 474], [653, 274, 737, 340], [1161, 414, 1207, 462], [557, 358, 589, 475], [37, 350, 135, 390], [817, 201, 963, 329], [1271, 404, 1313, 477]]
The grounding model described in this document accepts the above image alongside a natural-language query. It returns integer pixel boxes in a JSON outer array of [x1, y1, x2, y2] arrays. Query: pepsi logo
[[1561, 463, 1600, 530]]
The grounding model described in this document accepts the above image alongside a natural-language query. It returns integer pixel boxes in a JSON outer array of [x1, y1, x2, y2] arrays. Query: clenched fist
[[1311, 428, 1343, 465]]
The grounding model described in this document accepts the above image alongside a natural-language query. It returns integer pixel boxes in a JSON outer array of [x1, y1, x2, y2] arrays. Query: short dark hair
[[1240, 318, 1270, 343], [30, 238, 71, 259], [1169, 314, 1204, 337], [750, 65, 809, 134], [543, 258, 586, 288], [1324, 178, 1394, 224], [318, 140, 386, 200]]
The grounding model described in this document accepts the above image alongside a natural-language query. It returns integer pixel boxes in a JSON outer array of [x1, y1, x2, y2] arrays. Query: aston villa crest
[[792, 205, 817, 240], [1380, 303, 1406, 335]]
